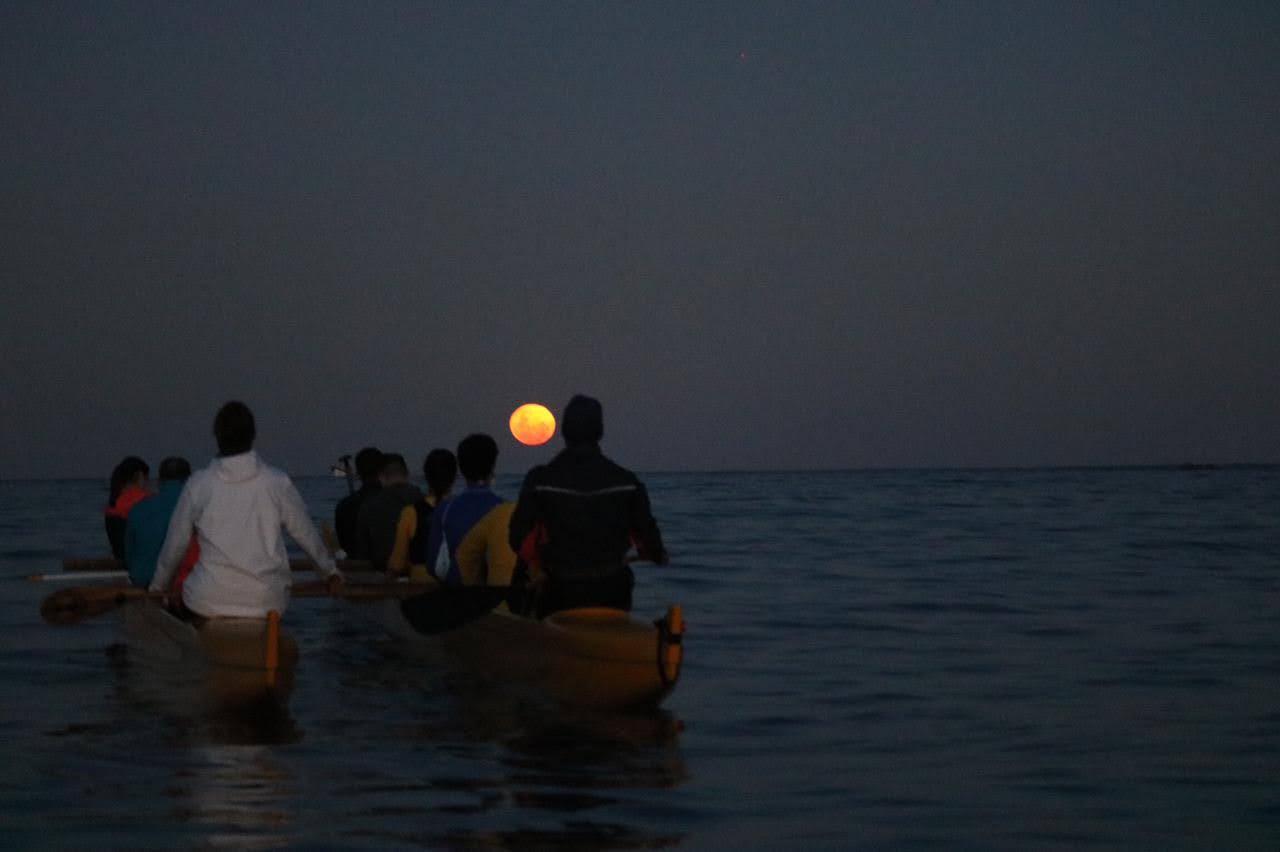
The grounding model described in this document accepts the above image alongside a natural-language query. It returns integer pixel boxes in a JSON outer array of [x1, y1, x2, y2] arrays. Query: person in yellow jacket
[[387, 448, 455, 581], [453, 500, 517, 589]]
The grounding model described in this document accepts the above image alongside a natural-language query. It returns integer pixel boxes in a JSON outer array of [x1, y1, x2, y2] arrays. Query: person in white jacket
[[150, 400, 344, 618]]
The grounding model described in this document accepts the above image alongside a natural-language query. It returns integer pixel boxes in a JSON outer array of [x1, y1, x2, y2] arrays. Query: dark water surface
[[2, 468, 1278, 849]]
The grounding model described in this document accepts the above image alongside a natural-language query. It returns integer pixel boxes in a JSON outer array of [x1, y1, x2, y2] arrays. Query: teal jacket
[[124, 481, 185, 587]]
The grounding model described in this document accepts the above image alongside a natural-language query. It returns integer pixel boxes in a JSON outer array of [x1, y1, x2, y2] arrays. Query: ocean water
[[1, 467, 1277, 850]]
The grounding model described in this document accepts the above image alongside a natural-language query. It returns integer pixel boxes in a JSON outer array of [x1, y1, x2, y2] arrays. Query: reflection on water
[[98, 623, 689, 850], [108, 617, 302, 748], [170, 742, 298, 849], [194, 692, 300, 747], [107, 633, 303, 849], [434, 822, 684, 850], [502, 712, 688, 792], [459, 714, 688, 850], [320, 640, 690, 850]]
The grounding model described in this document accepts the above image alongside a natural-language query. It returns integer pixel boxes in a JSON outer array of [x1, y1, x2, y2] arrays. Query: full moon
[[509, 403, 556, 446]]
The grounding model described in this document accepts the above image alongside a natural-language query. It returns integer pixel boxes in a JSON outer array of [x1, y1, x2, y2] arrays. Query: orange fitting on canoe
[[265, 610, 280, 685], [667, 604, 684, 636], [658, 604, 685, 686]]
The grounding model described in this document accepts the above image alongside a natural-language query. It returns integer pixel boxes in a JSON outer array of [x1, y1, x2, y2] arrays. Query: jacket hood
[[215, 451, 261, 483]]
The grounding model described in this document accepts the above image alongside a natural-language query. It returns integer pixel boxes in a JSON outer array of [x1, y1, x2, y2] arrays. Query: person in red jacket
[[104, 456, 151, 559]]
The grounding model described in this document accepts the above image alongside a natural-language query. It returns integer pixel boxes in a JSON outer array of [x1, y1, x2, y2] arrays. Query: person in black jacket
[[355, 452, 423, 572], [508, 395, 667, 615], [333, 446, 382, 558]]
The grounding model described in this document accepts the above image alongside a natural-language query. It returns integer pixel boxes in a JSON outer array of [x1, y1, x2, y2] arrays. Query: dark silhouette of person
[[508, 395, 667, 615], [333, 446, 383, 557], [105, 456, 151, 559]]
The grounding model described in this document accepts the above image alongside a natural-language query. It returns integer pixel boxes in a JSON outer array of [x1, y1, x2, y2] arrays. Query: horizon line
[[3, 461, 1277, 483]]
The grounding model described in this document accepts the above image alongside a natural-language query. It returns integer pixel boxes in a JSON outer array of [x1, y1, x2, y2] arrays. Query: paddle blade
[[399, 586, 509, 635], [41, 586, 152, 625]]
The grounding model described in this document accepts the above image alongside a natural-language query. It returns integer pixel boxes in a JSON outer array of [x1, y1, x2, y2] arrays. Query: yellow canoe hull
[[447, 606, 683, 711], [367, 598, 685, 711]]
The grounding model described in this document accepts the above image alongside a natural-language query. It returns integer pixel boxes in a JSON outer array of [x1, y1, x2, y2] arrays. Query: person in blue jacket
[[425, 434, 505, 585], [124, 456, 193, 588]]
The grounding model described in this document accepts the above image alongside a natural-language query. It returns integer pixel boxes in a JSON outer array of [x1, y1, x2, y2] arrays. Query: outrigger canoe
[[119, 601, 298, 711], [361, 593, 685, 711]]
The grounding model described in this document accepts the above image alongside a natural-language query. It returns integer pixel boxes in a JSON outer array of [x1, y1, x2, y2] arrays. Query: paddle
[[41, 585, 157, 623], [41, 580, 432, 626], [28, 569, 127, 582], [61, 556, 372, 574], [338, 454, 355, 495]]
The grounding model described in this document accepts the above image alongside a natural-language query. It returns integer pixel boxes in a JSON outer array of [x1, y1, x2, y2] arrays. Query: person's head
[[423, 448, 457, 499], [378, 452, 410, 486], [157, 456, 192, 483], [561, 394, 604, 447], [457, 433, 498, 484], [108, 456, 150, 503], [354, 446, 384, 485], [213, 400, 256, 456]]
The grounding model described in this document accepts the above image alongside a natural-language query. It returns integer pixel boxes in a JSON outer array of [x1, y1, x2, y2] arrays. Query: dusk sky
[[3, 2, 1277, 478]]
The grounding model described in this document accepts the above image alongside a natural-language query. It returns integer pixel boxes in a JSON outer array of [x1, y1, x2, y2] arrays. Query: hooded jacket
[[149, 451, 337, 617]]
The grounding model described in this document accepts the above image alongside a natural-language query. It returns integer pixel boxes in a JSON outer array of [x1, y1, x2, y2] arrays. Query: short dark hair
[[423, 449, 457, 497], [354, 446, 383, 482], [214, 400, 256, 456], [562, 394, 603, 446], [457, 433, 498, 483], [157, 456, 192, 481], [380, 452, 409, 478], [108, 456, 149, 504]]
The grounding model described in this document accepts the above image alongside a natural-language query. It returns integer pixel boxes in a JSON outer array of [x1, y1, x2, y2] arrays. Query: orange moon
[[509, 403, 556, 446]]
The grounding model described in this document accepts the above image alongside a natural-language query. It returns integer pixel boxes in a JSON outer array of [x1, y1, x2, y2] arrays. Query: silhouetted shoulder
[[599, 455, 641, 482], [520, 464, 552, 486]]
